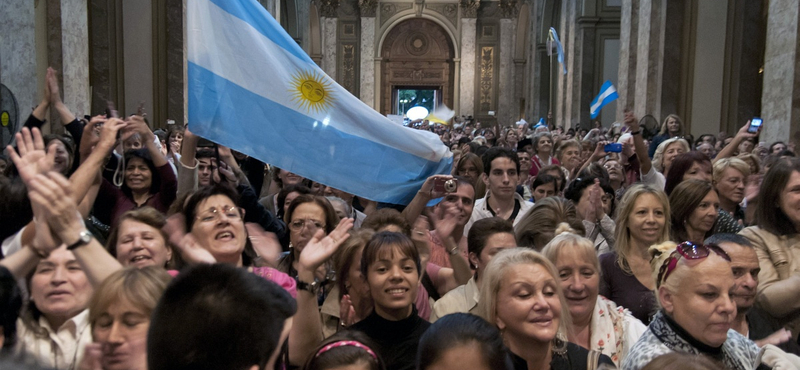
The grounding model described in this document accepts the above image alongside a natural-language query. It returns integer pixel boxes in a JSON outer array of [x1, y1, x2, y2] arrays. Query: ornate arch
[[378, 18, 455, 115]]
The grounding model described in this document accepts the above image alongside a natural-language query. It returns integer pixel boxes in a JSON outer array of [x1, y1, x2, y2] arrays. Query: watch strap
[[66, 230, 93, 251], [296, 278, 319, 294]]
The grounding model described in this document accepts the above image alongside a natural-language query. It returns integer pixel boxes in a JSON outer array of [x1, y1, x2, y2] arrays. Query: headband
[[315, 340, 377, 360]]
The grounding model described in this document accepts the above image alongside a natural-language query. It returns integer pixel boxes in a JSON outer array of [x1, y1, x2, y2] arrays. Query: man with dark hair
[[464, 147, 532, 235], [430, 217, 515, 321], [707, 234, 800, 355], [147, 264, 297, 370]]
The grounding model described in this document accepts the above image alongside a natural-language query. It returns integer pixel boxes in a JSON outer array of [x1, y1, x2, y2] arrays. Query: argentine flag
[[187, 0, 453, 205], [589, 80, 619, 119]]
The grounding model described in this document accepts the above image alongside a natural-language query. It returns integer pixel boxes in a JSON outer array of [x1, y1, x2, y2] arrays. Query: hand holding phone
[[748, 118, 762, 134], [604, 143, 623, 153]]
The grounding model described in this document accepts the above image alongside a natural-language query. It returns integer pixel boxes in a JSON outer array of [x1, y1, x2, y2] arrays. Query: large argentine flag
[[187, 0, 453, 205], [589, 80, 619, 119]]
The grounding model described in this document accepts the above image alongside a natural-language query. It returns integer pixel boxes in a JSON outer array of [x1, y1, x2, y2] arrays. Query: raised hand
[[245, 222, 281, 267], [163, 213, 217, 265], [26, 172, 84, 246], [6, 127, 55, 186], [428, 204, 458, 239], [47, 67, 62, 104], [298, 218, 354, 273], [77, 343, 103, 370]]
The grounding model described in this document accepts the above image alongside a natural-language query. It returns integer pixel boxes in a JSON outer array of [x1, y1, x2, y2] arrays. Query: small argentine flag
[[589, 80, 619, 119], [425, 105, 455, 126], [187, 0, 452, 205]]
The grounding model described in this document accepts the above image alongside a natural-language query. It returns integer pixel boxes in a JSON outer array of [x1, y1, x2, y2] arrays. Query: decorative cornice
[[498, 0, 518, 18], [359, 0, 377, 17], [460, 0, 479, 18], [318, 0, 340, 18]]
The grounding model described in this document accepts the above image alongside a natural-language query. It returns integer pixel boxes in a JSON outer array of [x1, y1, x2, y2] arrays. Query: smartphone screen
[[748, 118, 763, 133]]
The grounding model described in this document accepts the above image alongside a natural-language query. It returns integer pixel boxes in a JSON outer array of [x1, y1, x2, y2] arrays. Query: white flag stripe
[[590, 86, 617, 114]]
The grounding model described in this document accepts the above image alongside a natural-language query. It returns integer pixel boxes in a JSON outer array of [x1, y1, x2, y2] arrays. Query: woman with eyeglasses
[[623, 241, 760, 370], [179, 185, 354, 366]]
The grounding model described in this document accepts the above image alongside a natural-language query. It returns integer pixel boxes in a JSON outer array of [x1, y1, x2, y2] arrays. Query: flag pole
[[547, 32, 554, 129]]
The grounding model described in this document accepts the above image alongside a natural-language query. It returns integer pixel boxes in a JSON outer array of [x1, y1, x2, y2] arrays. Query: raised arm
[[625, 112, 652, 175], [292, 218, 354, 364], [713, 121, 760, 163], [28, 172, 123, 285], [401, 174, 453, 226]]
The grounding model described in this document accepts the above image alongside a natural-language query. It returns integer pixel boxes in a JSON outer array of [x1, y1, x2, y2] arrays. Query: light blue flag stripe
[[189, 0, 453, 205], [189, 62, 453, 204], [589, 80, 619, 119]]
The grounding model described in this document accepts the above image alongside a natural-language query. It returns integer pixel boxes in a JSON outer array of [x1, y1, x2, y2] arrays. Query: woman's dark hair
[[122, 149, 161, 196], [43, 134, 75, 175], [577, 162, 610, 184], [664, 151, 712, 195], [669, 179, 717, 242], [361, 231, 421, 277], [361, 208, 411, 236], [539, 164, 566, 191], [0, 266, 22, 350], [279, 194, 339, 275], [105, 206, 171, 261], [303, 331, 385, 370], [417, 313, 513, 370], [182, 183, 241, 232], [0, 177, 33, 245], [166, 127, 185, 153], [756, 157, 800, 235], [276, 184, 312, 220], [530, 174, 558, 192]]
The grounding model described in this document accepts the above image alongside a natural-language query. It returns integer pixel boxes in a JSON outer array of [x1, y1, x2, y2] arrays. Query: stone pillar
[[459, 17, 477, 117], [761, 0, 800, 146], [359, 2, 376, 108], [498, 17, 516, 125], [0, 0, 37, 140], [321, 17, 338, 78], [616, 0, 638, 122], [633, 0, 663, 122], [45, 0, 90, 125]]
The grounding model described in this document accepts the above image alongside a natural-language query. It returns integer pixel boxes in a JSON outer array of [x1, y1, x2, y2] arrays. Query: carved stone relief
[[479, 46, 494, 111], [359, 0, 378, 17], [426, 3, 458, 27]]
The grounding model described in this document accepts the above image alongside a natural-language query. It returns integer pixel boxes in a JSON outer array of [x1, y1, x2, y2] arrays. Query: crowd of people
[[1, 69, 800, 370]]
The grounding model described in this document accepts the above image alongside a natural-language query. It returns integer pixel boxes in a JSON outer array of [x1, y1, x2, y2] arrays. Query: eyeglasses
[[289, 219, 326, 232], [196, 206, 243, 223], [656, 241, 731, 288]]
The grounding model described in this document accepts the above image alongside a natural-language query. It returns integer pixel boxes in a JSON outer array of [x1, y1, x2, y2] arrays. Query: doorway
[[395, 87, 439, 116]]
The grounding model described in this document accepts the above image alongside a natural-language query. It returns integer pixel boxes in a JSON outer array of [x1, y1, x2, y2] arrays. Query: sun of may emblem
[[289, 70, 334, 113]]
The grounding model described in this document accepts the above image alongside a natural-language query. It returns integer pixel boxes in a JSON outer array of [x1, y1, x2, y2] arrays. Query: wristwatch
[[296, 278, 320, 294], [66, 230, 94, 251]]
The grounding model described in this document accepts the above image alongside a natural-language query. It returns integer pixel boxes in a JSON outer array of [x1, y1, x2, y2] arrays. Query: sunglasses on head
[[656, 241, 731, 288]]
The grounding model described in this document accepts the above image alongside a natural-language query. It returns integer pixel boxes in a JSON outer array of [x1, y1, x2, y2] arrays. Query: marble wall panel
[[460, 18, 477, 116], [360, 17, 376, 108], [322, 17, 338, 79], [60, 0, 90, 116], [0, 0, 36, 137], [761, 0, 800, 144], [498, 18, 515, 125]]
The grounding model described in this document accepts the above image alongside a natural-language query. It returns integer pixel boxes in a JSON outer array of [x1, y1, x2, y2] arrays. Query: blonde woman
[[543, 230, 646, 367], [477, 248, 613, 370], [599, 184, 670, 325]]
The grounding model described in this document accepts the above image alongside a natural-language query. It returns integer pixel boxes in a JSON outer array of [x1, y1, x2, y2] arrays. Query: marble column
[[321, 17, 338, 79], [633, 0, 663, 122], [0, 0, 37, 140], [58, 0, 90, 120], [459, 18, 477, 117], [616, 0, 638, 122], [359, 16, 376, 108], [761, 0, 800, 146], [498, 18, 516, 125]]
